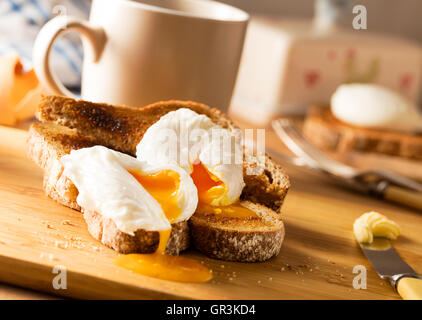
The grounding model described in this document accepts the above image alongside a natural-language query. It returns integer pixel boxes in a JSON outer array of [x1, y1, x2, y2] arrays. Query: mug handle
[[33, 15, 106, 98]]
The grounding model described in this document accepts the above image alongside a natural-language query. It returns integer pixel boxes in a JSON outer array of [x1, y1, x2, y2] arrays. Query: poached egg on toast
[[28, 96, 289, 281]]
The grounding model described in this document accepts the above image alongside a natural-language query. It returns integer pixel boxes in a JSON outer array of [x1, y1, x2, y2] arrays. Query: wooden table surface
[[0, 116, 421, 300], [0, 123, 57, 300]]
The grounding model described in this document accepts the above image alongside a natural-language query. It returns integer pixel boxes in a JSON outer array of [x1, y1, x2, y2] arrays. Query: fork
[[272, 118, 422, 211]]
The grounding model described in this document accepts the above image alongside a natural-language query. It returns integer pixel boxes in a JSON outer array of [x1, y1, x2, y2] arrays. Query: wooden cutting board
[[0, 124, 421, 300]]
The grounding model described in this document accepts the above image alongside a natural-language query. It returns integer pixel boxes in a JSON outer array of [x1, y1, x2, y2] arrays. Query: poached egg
[[61, 146, 198, 235], [136, 108, 245, 207], [331, 84, 422, 133]]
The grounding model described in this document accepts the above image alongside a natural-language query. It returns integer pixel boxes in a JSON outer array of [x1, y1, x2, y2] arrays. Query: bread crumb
[[61, 220, 74, 226], [55, 240, 68, 249], [40, 252, 58, 261]]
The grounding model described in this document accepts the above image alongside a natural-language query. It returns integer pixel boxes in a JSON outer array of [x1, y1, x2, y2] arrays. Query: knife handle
[[384, 185, 422, 211], [397, 277, 422, 300]]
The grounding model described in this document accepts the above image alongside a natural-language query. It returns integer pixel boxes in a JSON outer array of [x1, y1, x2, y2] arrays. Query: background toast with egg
[[29, 95, 290, 262], [303, 106, 422, 160]]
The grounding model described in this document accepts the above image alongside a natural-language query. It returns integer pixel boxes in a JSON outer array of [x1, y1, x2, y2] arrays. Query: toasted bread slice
[[37, 95, 234, 156], [27, 122, 189, 255], [27, 122, 96, 210], [31, 95, 290, 261], [190, 201, 284, 262], [303, 105, 422, 160]]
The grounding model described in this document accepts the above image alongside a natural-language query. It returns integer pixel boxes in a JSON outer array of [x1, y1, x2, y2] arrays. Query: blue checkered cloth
[[0, 0, 90, 88]]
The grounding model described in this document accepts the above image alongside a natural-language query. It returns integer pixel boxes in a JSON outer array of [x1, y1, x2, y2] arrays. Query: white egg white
[[61, 146, 198, 235], [331, 84, 422, 133]]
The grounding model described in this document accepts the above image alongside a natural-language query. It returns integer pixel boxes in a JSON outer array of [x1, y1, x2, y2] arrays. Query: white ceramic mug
[[33, 0, 249, 111]]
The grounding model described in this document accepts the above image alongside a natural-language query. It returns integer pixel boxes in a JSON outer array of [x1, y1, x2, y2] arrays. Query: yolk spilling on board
[[114, 169, 212, 283]]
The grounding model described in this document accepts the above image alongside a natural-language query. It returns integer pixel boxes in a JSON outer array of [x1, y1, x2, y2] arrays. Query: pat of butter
[[353, 211, 401, 244], [0, 53, 47, 125]]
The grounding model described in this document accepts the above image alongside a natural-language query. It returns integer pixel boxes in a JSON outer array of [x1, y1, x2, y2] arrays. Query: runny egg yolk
[[129, 169, 179, 254], [190, 161, 224, 204], [129, 170, 181, 226], [190, 162, 256, 219], [115, 169, 212, 283]]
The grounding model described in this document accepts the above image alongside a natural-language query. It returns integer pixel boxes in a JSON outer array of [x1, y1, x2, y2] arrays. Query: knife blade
[[359, 238, 422, 299]]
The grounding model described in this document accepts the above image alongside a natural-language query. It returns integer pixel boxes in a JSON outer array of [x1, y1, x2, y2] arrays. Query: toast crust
[[242, 153, 289, 213], [304, 106, 422, 159], [30, 95, 290, 261], [84, 210, 189, 255], [27, 123, 96, 210], [37, 95, 233, 156]]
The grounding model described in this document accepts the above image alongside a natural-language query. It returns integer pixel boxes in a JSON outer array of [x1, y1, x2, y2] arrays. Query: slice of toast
[[303, 105, 422, 160], [190, 201, 284, 262], [37, 95, 234, 156], [27, 122, 96, 210], [27, 122, 189, 255], [31, 95, 290, 262]]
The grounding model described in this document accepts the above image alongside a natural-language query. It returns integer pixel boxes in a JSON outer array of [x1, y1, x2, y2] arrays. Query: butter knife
[[359, 238, 422, 300]]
